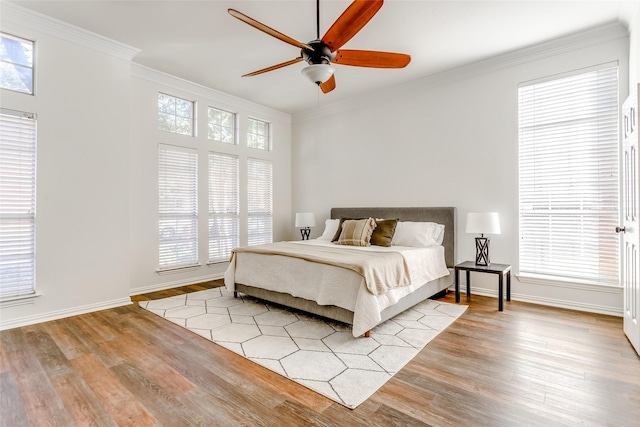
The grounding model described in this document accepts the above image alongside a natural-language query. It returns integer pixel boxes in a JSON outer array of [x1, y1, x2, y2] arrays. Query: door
[[621, 83, 640, 355]]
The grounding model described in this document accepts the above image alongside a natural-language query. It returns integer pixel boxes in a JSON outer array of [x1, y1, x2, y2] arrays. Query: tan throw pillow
[[370, 218, 399, 247], [331, 217, 356, 242], [336, 218, 376, 247]]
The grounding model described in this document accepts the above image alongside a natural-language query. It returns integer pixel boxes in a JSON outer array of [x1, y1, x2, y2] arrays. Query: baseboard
[[464, 287, 623, 317], [0, 297, 133, 331], [129, 273, 224, 296], [4, 276, 618, 331], [1, 274, 227, 331]]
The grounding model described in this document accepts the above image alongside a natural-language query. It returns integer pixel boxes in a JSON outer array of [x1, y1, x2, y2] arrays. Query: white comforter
[[224, 240, 450, 336]]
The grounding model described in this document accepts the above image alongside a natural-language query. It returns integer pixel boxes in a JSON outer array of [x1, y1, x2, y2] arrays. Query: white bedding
[[224, 240, 450, 337]]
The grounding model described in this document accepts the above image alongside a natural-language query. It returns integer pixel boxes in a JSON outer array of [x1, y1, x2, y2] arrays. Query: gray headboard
[[330, 207, 456, 268]]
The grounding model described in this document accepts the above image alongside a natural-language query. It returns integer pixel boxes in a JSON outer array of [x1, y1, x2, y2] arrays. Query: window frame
[[517, 63, 620, 287], [157, 93, 195, 137], [0, 32, 35, 95], [157, 144, 199, 271], [247, 157, 273, 246], [247, 117, 271, 151], [0, 108, 37, 300], [208, 152, 239, 263], [207, 106, 237, 145]]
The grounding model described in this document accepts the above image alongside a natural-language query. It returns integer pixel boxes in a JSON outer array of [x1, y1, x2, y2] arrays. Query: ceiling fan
[[228, 0, 411, 94]]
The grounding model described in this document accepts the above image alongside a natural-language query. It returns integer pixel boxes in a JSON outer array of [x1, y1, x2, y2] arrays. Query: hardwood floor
[[1, 280, 639, 426]]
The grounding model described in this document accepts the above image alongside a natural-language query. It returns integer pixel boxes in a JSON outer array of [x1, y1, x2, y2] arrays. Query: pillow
[[434, 223, 446, 245], [391, 221, 444, 247], [370, 218, 399, 247], [336, 218, 376, 247], [318, 219, 340, 241], [331, 217, 357, 242]]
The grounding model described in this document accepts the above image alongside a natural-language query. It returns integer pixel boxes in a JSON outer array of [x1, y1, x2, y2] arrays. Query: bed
[[224, 207, 456, 337]]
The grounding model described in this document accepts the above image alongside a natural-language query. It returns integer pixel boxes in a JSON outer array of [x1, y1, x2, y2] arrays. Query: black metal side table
[[454, 261, 512, 311]]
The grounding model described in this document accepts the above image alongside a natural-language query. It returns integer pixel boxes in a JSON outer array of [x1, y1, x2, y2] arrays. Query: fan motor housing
[[302, 40, 336, 65]]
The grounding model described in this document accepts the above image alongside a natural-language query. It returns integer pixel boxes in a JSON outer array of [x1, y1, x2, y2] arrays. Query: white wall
[[128, 67, 292, 295], [630, 4, 640, 88], [0, 5, 632, 327], [292, 24, 630, 316], [0, 5, 292, 329], [0, 6, 136, 328]]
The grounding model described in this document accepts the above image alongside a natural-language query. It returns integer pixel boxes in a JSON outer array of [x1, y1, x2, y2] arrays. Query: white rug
[[139, 287, 467, 409]]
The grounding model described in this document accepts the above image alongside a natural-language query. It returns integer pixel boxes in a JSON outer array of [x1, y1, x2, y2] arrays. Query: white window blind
[[247, 158, 272, 246], [247, 117, 270, 150], [158, 144, 198, 270], [518, 64, 619, 285], [208, 152, 239, 262], [0, 109, 36, 298]]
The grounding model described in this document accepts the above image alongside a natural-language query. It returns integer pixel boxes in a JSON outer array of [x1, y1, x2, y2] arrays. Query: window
[[518, 64, 619, 285], [158, 144, 198, 270], [0, 109, 36, 298], [208, 107, 236, 144], [247, 117, 270, 150], [158, 93, 194, 136], [247, 158, 273, 246], [208, 152, 239, 262], [0, 33, 34, 95]]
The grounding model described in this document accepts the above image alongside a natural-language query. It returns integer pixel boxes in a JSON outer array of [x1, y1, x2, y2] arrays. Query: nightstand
[[454, 261, 511, 311]]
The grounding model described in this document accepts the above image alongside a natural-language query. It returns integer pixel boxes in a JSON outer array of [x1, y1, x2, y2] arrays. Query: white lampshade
[[466, 212, 501, 235], [295, 212, 316, 228], [301, 64, 335, 85]]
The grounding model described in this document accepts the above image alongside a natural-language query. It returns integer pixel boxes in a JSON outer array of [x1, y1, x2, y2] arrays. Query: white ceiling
[[7, 0, 639, 114]]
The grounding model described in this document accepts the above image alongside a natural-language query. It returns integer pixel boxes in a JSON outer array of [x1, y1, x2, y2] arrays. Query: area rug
[[139, 287, 467, 409]]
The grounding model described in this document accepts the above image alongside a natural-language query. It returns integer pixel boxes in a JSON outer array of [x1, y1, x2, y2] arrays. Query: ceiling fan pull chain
[[316, 0, 320, 39]]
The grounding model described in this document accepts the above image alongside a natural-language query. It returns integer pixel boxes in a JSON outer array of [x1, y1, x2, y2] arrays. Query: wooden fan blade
[[320, 74, 336, 93], [321, 0, 383, 52], [228, 9, 314, 51], [332, 50, 410, 68], [242, 58, 304, 77]]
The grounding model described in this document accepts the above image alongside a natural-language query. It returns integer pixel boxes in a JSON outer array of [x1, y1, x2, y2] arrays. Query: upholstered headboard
[[330, 207, 456, 268]]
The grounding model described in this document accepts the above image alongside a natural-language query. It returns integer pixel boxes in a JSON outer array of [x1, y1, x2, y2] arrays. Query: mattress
[[224, 239, 450, 336]]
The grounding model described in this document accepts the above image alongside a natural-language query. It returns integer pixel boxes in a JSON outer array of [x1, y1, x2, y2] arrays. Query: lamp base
[[300, 227, 311, 240], [475, 236, 490, 266]]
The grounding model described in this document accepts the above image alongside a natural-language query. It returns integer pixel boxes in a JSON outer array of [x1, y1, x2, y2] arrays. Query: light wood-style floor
[[1, 280, 638, 426]]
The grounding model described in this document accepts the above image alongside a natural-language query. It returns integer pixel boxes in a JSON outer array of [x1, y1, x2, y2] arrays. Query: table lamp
[[466, 212, 501, 266], [295, 212, 316, 240]]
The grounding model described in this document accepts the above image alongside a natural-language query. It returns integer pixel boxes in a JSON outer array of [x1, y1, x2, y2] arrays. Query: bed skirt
[[235, 268, 454, 329]]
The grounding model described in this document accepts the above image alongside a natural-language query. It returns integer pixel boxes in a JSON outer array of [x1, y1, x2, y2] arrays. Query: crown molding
[[131, 63, 291, 123], [1, 2, 288, 121], [0, 1, 139, 61], [293, 21, 629, 123]]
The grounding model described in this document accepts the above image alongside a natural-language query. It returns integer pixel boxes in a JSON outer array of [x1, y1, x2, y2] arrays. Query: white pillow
[[434, 223, 445, 245], [391, 221, 444, 247], [317, 219, 340, 240]]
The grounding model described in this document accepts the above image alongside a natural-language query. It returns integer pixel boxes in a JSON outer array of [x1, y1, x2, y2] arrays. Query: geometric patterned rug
[[139, 287, 467, 409]]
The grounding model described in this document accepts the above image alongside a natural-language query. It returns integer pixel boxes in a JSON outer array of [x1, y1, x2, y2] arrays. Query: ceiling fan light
[[301, 64, 335, 85]]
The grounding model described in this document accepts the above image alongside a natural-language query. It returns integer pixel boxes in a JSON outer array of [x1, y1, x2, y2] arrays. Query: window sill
[[517, 273, 622, 293], [0, 293, 42, 308], [156, 264, 201, 275], [207, 260, 229, 267]]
